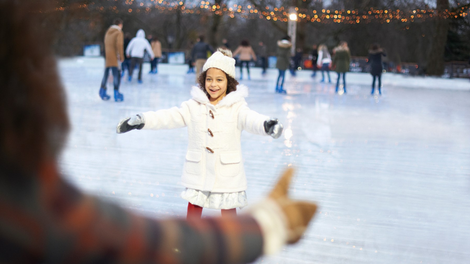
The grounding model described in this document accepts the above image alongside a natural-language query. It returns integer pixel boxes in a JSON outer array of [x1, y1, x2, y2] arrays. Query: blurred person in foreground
[[0, 1, 318, 263]]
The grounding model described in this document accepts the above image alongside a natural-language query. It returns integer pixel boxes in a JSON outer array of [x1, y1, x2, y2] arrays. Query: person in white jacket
[[126, 29, 154, 83], [317, 44, 332, 83], [116, 48, 284, 219]]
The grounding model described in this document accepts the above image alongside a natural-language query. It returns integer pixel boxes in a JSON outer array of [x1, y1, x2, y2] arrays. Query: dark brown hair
[[241, 40, 249, 47], [370, 43, 380, 51], [0, 0, 70, 173], [113, 18, 123, 26], [197, 70, 239, 98]]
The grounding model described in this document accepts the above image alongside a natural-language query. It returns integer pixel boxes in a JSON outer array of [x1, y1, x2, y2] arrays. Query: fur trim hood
[[110, 25, 122, 31], [334, 46, 349, 52], [277, 40, 292, 48], [191, 84, 249, 107]]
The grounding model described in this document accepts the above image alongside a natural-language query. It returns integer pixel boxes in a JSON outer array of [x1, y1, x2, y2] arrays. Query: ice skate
[[99, 88, 110, 101], [114, 90, 124, 102]]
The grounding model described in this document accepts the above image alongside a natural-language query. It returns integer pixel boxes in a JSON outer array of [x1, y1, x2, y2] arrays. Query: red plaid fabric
[[0, 163, 263, 263]]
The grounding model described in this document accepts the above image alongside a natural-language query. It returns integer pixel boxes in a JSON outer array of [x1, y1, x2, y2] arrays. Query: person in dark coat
[[186, 41, 195, 74], [311, 44, 318, 77], [275, 36, 292, 94], [368, 43, 387, 95], [121, 32, 131, 78], [332, 41, 351, 94], [222, 38, 230, 49], [258, 41, 268, 74], [291, 48, 303, 76], [191, 35, 214, 81]]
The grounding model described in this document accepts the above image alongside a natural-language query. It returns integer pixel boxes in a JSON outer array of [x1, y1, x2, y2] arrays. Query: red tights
[[186, 203, 236, 219]]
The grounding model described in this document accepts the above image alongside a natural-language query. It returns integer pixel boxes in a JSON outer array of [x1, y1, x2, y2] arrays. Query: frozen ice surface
[[58, 57, 470, 264]]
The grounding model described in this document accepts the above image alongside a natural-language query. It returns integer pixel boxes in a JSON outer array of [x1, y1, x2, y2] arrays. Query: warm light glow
[[50, 3, 466, 25]]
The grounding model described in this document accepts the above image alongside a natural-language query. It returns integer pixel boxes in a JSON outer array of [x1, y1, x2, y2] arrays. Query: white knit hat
[[202, 48, 236, 78]]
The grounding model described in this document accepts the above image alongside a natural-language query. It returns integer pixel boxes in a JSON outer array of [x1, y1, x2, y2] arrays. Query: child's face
[[205, 68, 228, 104]]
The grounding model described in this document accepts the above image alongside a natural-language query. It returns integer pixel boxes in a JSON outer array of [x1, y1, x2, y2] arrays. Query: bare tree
[[207, 0, 225, 48], [426, 0, 450, 75]]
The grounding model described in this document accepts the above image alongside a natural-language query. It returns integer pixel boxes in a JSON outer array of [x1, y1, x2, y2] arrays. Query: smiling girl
[[116, 48, 283, 219]]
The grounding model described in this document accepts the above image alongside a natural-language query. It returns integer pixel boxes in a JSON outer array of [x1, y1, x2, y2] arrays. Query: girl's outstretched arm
[[238, 104, 283, 138], [237, 104, 269, 135], [116, 101, 192, 133]]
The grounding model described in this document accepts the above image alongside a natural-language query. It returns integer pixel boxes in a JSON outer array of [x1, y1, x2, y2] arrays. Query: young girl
[[116, 48, 283, 219]]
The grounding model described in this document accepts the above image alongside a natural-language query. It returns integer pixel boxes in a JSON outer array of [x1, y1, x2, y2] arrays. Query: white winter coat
[[126, 29, 155, 59], [142, 85, 269, 192], [317, 50, 332, 67]]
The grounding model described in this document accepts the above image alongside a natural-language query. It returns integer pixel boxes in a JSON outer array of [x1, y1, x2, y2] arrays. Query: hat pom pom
[[218, 48, 233, 58]]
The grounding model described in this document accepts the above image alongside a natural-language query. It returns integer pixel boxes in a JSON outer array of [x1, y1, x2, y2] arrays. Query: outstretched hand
[[269, 168, 318, 243], [264, 118, 283, 139], [116, 114, 145, 134]]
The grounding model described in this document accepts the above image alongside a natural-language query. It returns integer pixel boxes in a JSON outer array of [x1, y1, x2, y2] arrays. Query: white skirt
[[181, 188, 248, 210]]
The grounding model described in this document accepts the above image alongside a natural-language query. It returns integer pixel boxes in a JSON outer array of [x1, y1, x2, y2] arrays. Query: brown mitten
[[268, 168, 318, 244]]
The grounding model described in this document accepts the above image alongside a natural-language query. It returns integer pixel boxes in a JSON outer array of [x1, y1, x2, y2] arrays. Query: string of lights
[[51, 1, 469, 24]]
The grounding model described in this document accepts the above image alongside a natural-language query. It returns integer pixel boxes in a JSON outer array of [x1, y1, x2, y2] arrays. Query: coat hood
[[191, 84, 249, 107], [369, 48, 384, 54], [334, 46, 349, 53], [110, 25, 122, 31], [136, 29, 145, 38], [277, 40, 292, 48]]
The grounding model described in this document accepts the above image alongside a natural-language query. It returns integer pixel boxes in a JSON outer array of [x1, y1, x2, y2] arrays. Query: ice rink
[[58, 57, 470, 264]]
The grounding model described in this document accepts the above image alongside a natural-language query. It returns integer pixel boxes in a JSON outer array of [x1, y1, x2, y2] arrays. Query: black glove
[[116, 114, 145, 134], [264, 118, 283, 139]]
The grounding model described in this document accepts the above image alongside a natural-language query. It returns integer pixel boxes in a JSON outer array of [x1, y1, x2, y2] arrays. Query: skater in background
[[117, 49, 284, 219], [186, 41, 195, 74], [0, 2, 319, 262], [121, 32, 131, 78], [126, 29, 154, 83], [233, 40, 257, 80], [368, 43, 387, 95], [222, 38, 230, 49], [311, 44, 318, 77], [291, 47, 303, 76], [317, 44, 332, 83], [150, 36, 162, 74], [258, 41, 268, 75], [99, 18, 124, 102], [332, 41, 351, 93], [275, 36, 292, 94], [191, 35, 214, 81]]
